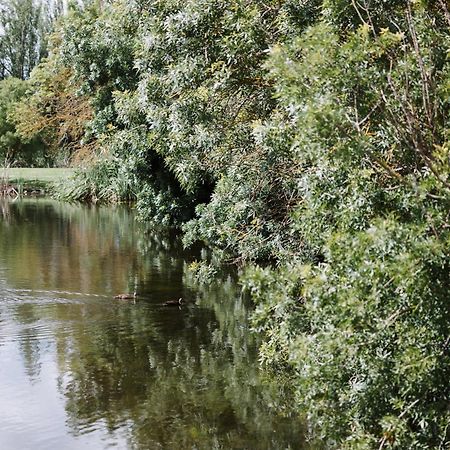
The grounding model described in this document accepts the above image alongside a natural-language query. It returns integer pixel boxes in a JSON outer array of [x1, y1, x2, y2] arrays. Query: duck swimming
[[164, 297, 183, 306], [114, 291, 137, 300]]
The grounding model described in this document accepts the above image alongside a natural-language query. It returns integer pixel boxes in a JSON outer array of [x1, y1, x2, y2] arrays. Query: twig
[[438, 0, 450, 26], [406, 3, 433, 129]]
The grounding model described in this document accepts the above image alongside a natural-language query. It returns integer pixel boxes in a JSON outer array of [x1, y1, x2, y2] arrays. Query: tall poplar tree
[[0, 0, 47, 80]]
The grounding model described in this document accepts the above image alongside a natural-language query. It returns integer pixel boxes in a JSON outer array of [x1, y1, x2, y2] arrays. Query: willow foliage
[[247, 2, 450, 448]]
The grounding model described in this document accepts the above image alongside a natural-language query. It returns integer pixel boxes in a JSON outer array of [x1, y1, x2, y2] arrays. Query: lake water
[[0, 198, 305, 450]]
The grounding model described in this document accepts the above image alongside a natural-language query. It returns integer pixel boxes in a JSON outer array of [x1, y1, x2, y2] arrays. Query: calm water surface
[[0, 198, 305, 450]]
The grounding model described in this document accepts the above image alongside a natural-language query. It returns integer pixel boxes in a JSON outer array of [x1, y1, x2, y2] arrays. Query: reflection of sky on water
[[0, 339, 128, 450]]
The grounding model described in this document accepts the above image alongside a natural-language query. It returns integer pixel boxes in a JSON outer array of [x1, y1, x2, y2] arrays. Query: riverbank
[[1, 168, 75, 195]]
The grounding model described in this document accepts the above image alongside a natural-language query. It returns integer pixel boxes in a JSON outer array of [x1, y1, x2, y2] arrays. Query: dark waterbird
[[164, 297, 184, 306], [114, 291, 137, 300]]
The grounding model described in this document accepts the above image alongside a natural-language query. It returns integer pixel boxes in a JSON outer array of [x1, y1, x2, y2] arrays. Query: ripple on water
[[0, 320, 66, 345], [0, 290, 150, 346], [0, 288, 109, 305], [0, 289, 91, 345]]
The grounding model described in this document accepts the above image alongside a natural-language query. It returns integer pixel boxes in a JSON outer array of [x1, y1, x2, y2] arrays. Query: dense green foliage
[[0, 0, 69, 166], [2, 0, 449, 447], [0, 77, 47, 165], [244, 3, 450, 447]]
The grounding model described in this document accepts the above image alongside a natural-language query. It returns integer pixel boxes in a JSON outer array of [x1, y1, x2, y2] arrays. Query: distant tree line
[[0, 0, 91, 165], [0, 0, 67, 80]]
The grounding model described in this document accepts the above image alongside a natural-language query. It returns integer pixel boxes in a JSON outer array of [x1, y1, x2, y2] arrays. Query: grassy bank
[[1, 168, 75, 193]]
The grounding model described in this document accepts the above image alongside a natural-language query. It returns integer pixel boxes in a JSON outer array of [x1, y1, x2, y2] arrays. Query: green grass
[[1, 168, 75, 183], [1, 167, 76, 193]]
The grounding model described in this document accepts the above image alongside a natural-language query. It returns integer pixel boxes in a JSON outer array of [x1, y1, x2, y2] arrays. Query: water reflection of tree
[[3, 199, 305, 448], [0, 198, 11, 224], [57, 280, 305, 449], [0, 199, 143, 295], [15, 304, 42, 381]]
